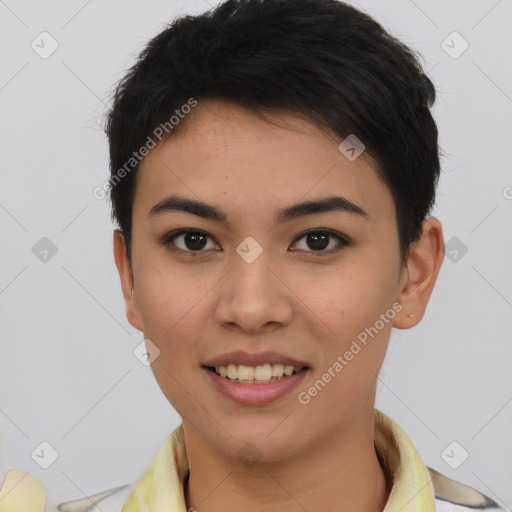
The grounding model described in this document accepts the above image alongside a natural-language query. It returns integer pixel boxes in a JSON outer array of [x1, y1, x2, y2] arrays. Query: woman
[[2, 0, 506, 510]]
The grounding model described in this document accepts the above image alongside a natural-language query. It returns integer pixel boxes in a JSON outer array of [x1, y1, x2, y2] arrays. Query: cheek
[[133, 263, 209, 363], [137, 268, 207, 412], [289, 255, 398, 406], [291, 257, 399, 337]]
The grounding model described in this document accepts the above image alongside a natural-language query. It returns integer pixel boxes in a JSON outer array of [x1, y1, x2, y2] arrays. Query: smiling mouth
[[204, 364, 308, 384]]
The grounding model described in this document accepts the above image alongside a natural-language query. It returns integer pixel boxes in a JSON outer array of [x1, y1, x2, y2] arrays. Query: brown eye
[[305, 232, 330, 251], [181, 232, 208, 251], [163, 229, 219, 253], [161, 228, 349, 257], [291, 229, 349, 253]]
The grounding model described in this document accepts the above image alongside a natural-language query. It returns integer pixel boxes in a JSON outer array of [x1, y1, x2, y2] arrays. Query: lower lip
[[203, 367, 309, 405]]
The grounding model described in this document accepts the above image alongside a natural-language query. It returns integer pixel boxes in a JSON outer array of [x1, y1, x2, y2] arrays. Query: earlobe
[[393, 217, 445, 329], [113, 229, 143, 332]]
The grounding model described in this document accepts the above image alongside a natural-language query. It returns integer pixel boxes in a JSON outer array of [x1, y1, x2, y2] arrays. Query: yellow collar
[[374, 409, 435, 511], [119, 408, 435, 512], [0, 409, 435, 511]]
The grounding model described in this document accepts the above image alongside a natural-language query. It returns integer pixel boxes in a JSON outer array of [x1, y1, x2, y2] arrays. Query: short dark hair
[[105, 0, 440, 264]]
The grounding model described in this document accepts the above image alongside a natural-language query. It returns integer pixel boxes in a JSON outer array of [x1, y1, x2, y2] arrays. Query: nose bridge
[[230, 241, 275, 299], [215, 240, 293, 332]]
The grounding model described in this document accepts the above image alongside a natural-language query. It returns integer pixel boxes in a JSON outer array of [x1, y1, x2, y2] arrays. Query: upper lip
[[203, 350, 309, 368]]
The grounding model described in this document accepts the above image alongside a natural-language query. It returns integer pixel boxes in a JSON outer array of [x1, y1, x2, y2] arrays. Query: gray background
[[0, 0, 511, 509]]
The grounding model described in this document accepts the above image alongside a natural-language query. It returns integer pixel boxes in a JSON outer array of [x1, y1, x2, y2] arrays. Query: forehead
[[134, 99, 395, 224]]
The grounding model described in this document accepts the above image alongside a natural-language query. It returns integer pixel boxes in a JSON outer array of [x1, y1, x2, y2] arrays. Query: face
[[115, 99, 426, 462]]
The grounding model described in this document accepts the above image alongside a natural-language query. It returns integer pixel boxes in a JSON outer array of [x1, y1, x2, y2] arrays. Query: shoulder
[[427, 466, 509, 511]]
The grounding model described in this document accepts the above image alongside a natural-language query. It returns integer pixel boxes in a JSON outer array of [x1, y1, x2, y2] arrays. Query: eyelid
[[160, 228, 220, 255], [295, 227, 350, 245], [290, 228, 350, 255], [160, 227, 350, 255]]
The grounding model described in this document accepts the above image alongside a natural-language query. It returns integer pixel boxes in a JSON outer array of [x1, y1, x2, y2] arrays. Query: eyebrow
[[147, 194, 369, 224]]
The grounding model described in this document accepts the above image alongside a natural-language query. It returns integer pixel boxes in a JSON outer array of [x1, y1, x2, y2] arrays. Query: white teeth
[[254, 363, 272, 381], [272, 364, 284, 377], [226, 364, 238, 379], [237, 365, 255, 380], [214, 363, 305, 383]]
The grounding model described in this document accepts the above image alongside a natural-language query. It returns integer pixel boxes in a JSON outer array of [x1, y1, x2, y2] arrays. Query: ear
[[113, 229, 143, 332], [393, 217, 445, 329]]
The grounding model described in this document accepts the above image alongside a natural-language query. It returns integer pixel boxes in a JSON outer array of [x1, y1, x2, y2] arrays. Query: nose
[[214, 251, 294, 335]]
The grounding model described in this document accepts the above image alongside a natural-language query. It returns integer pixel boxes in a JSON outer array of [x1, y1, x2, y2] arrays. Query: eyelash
[[160, 228, 350, 257]]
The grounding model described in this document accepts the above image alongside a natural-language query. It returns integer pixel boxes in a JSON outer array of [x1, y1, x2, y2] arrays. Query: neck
[[183, 409, 391, 512]]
